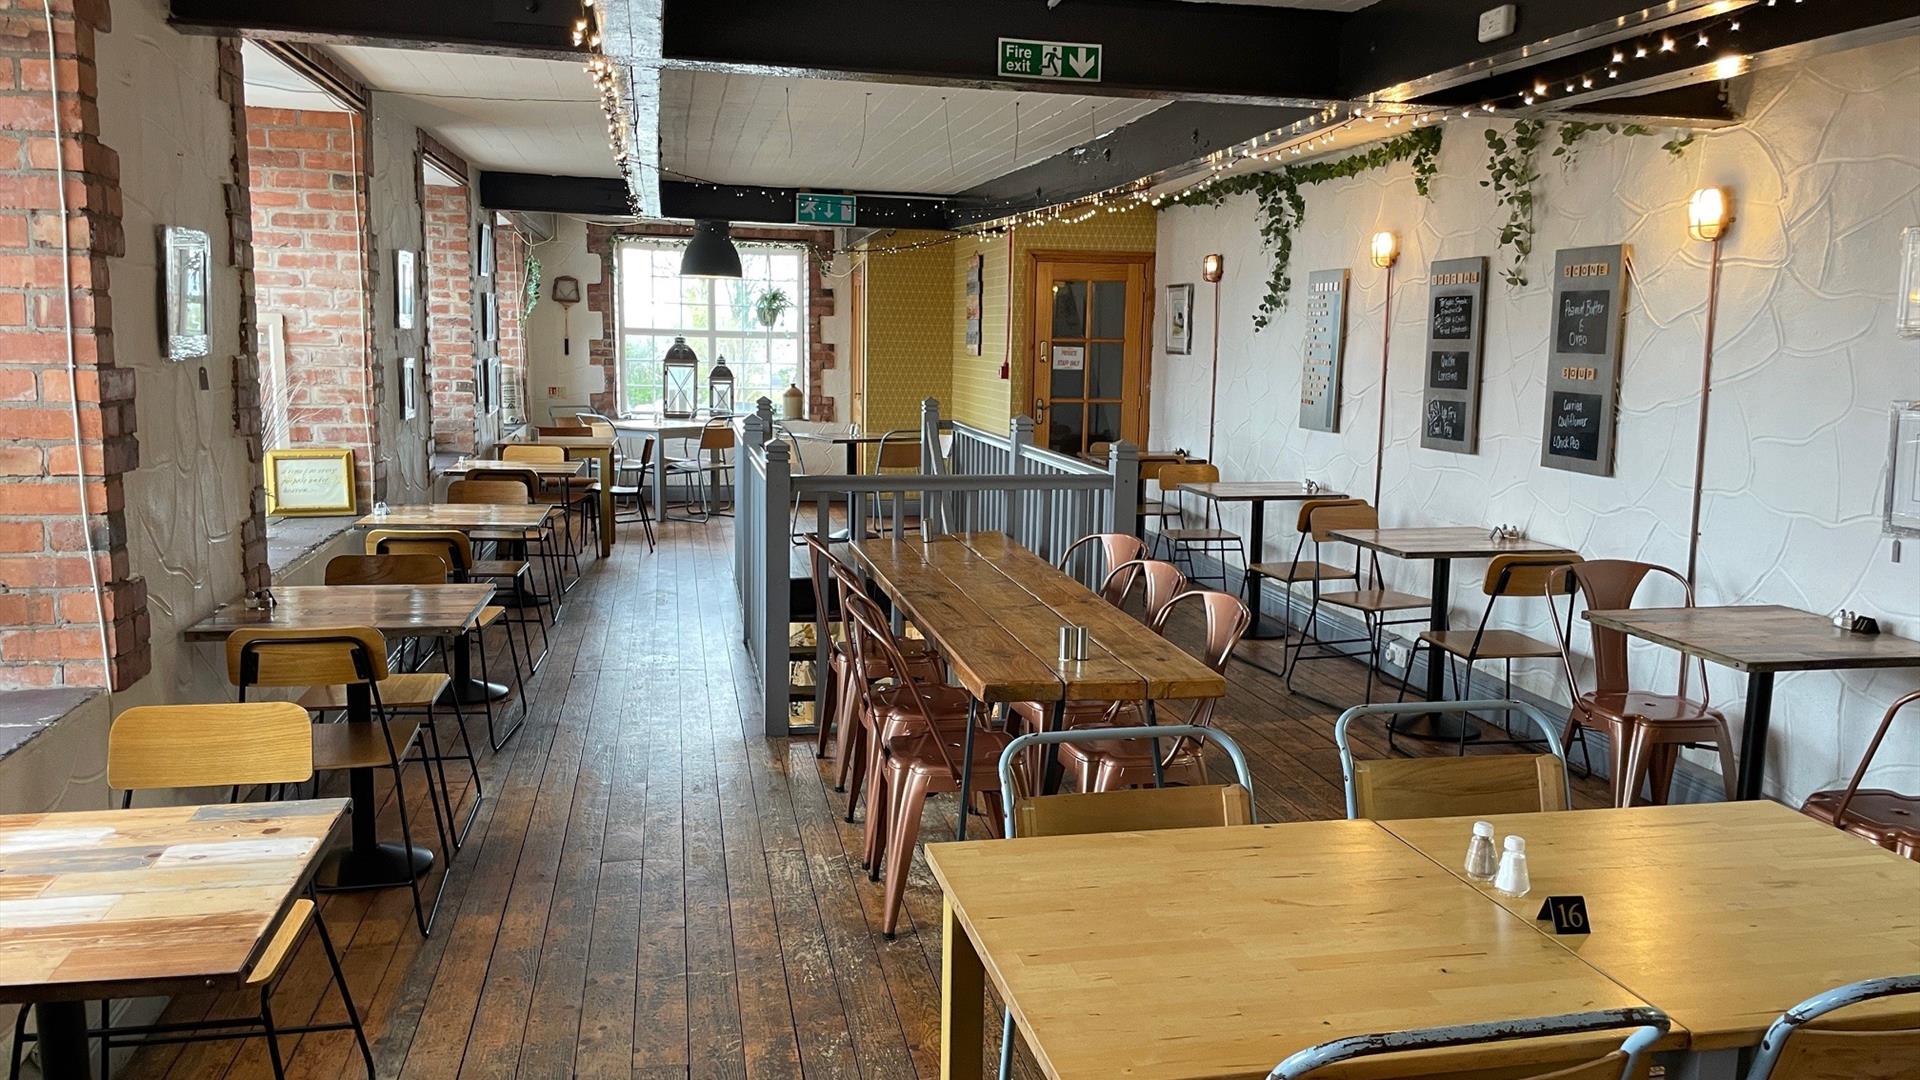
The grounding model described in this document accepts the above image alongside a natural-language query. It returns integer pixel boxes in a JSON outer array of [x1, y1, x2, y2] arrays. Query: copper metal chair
[[1800, 689, 1920, 860], [1154, 463, 1244, 591], [1336, 700, 1572, 819], [1246, 496, 1363, 638], [1055, 532, 1146, 591], [1268, 1007, 1668, 1080], [1545, 560, 1739, 807], [1057, 588, 1252, 793], [801, 533, 940, 769], [1283, 501, 1428, 704], [1395, 553, 1583, 753], [1744, 974, 1920, 1080]]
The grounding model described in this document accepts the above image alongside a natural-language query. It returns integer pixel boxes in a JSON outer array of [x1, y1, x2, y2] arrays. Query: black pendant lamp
[[681, 219, 742, 278]]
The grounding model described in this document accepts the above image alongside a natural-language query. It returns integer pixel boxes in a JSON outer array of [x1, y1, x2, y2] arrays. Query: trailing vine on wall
[[1161, 126, 1442, 330]]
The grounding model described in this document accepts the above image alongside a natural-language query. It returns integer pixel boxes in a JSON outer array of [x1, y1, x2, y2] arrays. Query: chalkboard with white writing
[[1540, 245, 1628, 476], [1419, 257, 1488, 453]]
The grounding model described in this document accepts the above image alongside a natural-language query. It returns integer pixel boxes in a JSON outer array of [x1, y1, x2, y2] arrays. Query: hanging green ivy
[[524, 254, 543, 318], [1160, 126, 1442, 331]]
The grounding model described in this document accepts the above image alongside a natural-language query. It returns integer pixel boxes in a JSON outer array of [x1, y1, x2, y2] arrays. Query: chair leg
[[863, 741, 901, 877], [387, 751, 434, 938], [834, 697, 863, 794], [419, 709, 456, 858], [880, 770, 935, 937], [311, 900, 377, 1080], [1646, 745, 1680, 806], [1621, 726, 1657, 809], [814, 657, 840, 759], [998, 1006, 1017, 1080], [10, 1005, 28, 1080], [446, 698, 484, 848], [1711, 722, 1740, 800]]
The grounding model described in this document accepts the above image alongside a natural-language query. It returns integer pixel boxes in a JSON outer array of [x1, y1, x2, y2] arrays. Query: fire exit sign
[[997, 38, 1102, 83], [795, 193, 856, 226]]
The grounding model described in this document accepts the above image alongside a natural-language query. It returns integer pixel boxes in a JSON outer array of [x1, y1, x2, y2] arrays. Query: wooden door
[[1030, 254, 1152, 456]]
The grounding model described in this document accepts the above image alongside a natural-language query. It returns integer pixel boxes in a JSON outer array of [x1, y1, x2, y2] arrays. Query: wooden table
[[928, 818, 1661, 1080], [441, 457, 586, 479], [1181, 481, 1347, 640], [1329, 527, 1575, 740], [1583, 605, 1920, 799], [353, 503, 554, 533], [502, 433, 619, 555], [1384, 802, 1920, 1056], [0, 800, 348, 1077], [613, 414, 711, 528], [183, 585, 492, 888]]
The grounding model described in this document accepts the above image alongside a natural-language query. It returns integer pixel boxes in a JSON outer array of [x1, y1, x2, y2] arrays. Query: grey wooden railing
[[732, 397, 1141, 735]]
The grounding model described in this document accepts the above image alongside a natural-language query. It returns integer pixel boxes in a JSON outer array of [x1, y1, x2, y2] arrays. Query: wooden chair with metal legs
[[1743, 974, 1920, 1080], [1134, 453, 1191, 557], [1246, 497, 1363, 638], [991, 725, 1256, 1080], [1395, 553, 1583, 754], [1283, 501, 1428, 705], [1058, 589, 1252, 793], [608, 434, 658, 551], [1799, 689, 1920, 860], [321, 557, 485, 846], [1335, 700, 1572, 820], [665, 416, 737, 521], [7, 704, 378, 1080], [502, 442, 596, 555], [467, 466, 584, 589], [804, 537, 944, 776], [864, 429, 923, 537], [1154, 463, 1244, 591], [1544, 560, 1740, 807], [449, 477, 570, 614], [368, 526, 546, 678], [1269, 1008, 1669, 1080], [227, 626, 449, 937]]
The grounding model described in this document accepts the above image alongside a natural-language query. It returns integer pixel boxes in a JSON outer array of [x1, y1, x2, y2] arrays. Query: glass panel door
[[1032, 258, 1150, 456]]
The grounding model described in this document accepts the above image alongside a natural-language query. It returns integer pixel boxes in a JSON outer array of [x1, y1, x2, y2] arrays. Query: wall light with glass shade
[[1369, 230, 1400, 269], [1201, 253, 1224, 283], [1684, 185, 1735, 585], [1687, 186, 1733, 241], [1201, 254, 1224, 455]]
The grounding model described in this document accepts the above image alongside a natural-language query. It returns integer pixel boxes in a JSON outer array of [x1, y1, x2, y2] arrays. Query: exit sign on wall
[[997, 38, 1102, 83], [795, 193, 856, 226]]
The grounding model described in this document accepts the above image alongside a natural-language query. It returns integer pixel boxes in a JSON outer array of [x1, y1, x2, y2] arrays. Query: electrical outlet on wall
[[1477, 4, 1516, 43], [1383, 639, 1411, 672]]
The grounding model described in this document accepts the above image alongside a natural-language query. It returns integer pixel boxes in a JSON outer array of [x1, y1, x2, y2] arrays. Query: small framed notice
[[1541, 244, 1629, 475], [264, 447, 357, 517]]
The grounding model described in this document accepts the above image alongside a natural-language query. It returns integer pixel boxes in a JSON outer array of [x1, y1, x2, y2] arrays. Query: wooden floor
[[115, 518, 1613, 1080]]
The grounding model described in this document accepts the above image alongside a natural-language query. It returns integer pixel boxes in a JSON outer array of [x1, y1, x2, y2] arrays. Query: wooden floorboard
[[98, 517, 1614, 1080]]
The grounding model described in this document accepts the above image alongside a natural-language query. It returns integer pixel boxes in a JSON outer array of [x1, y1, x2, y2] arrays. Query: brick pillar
[[423, 182, 474, 452], [0, 0, 152, 689], [584, 224, 617, 416]]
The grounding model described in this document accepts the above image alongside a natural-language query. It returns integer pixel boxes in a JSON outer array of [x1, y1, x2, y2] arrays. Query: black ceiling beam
[[168, 0, 581, 59], [945, 102, 1307, 228], [1558, 82, 1738, 126], [659, 0, 1344, 105], [480, 172, 631, 217], [659, 181, 949, 230]]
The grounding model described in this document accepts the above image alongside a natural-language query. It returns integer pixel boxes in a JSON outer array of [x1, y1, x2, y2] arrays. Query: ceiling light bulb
[[1660, 36, 1676, 52], [1635, 45, 1649, 58], [1612, 50, 1625, 63]]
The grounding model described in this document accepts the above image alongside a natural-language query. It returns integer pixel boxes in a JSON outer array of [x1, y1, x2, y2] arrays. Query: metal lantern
[[662, 336, 698, 418], [708, 355, 735, 415]]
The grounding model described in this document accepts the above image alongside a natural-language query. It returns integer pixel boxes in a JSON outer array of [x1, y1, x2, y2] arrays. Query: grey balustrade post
[[1007, 415, 1034, 542], [761, 436, 792, 736], [738, 408, 770, 618], [920, 397, 948, 534], [1109, 439, 1140, 537]]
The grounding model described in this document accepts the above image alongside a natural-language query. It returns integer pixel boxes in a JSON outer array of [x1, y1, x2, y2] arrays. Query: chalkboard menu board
[[1299, 268, 1350, 432], [1540, 245, 1629, 475], [1419, 257, 1488, 453]]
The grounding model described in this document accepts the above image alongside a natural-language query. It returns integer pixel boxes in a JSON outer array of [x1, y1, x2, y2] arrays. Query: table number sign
[[1536, 894, 1592, 935], [1299, 268, 1350, 432], [1541, 245, 1629, 475], [1421, 257, 1488, 452]]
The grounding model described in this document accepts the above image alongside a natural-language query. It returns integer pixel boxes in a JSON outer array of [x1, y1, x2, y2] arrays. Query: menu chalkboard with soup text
[[1419, 257, 1488, 453], [1540, 245, 1629, 475], [1299, 268, 1350, 432]]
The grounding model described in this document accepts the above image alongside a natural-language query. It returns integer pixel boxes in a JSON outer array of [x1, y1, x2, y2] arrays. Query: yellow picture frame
[[264, 447, 357, 516]]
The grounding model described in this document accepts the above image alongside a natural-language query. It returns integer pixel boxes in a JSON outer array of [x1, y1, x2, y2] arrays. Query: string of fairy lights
[[573, 0, 1792, 255]]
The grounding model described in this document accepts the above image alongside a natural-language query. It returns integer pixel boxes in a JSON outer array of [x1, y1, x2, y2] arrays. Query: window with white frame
[[614, 238, 806, 414]]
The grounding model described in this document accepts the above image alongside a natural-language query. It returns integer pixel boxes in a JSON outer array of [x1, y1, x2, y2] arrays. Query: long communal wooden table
[[1583, 604, 1920, 799], [932, 801, 1920, 1080], [0, 800, 349, 1078]]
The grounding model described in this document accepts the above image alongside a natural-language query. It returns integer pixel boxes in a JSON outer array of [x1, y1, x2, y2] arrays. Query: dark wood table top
[[789, 431, 891, 446], [182, 583, 495, 641], [353, 504, 554, 530], [1584, 604, 1920, 673], [1179, 482, 1348, 502], [0, 800, 348, 1003], [1329, 527, 1575, 561]]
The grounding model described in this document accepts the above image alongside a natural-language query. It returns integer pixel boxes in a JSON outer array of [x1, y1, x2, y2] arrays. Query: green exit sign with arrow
[[997, 38, 1102, 83]]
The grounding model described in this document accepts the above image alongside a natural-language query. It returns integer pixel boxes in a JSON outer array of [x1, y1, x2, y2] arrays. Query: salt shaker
[[1463, 820, 1497, 881], [1493, 835, 1531, 897]]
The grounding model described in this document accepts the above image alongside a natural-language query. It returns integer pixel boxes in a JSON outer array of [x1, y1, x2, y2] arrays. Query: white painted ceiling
[[322, 46, 621, 177], [241, 41, 347, 112], [659, 71, 1164, 195]]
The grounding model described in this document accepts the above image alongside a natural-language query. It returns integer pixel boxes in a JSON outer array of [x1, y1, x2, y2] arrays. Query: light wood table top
[[0, 800, 348, 1003], [928, 819, 1660, 1080], [182, 583, 494, 641], [353, 504, 554, 531], [1583, 604, 1920, 673], [1179, 481, 1348, 502], [1328, 527, 1575, 561], [1382, 802, 1920, 1051], [442, 458, 585, 479], [503, 433, 618, 450]]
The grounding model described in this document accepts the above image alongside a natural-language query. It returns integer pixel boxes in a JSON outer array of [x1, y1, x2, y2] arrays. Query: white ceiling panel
[[659, 71, 1165, 195], [241, 41, 348, 112]]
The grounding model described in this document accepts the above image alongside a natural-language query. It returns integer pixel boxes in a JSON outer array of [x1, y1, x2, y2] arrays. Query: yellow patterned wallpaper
[[950, 232, 1011, 428], [858, 231, 954, 435]]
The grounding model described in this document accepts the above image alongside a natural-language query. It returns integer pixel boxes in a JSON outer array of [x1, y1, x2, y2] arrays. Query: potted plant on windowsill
[[754, 288, 791, 328]]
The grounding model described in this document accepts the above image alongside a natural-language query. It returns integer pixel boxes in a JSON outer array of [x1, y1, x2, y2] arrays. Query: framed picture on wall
[[161, 226, 212, 361], [479, 222, 495, 278], [486, 356, 503, 416], [964, 253, 983, 356], [475, 358, 490, 414], [1165, 283, 1194, 356], [400, 356, 418, 420], [396, 248, 417, 330], [482, 291, 498, 342], [263, 447, 357, 516]]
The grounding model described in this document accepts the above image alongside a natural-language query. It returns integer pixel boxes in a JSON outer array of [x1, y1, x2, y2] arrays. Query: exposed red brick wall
[[245, 105, 374, 501], [217, 38, 268, 598], [423, 182, 473, 452], [495, 223, 526, 422], [0, 0, 152, 689]]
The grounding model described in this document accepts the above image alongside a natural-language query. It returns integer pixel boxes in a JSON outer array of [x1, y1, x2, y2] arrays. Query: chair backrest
[[108, 702, 315, 793], [366, 528, 474, 574], [1335, 700, 1572, 819], [1484, 553, 1584, 596], [1823, 689, 1920, 830], [698, 417, 736, 452], [1744, 974, 1920, 1080], [1545, 559, 1700, 701], [226, 626, 389, 690], [874, 429, 919, 471], [1294, 497, 1363, 532], [839, 576, 948, 763], [1268, 1008, 1668, 1080], [461, 469, 538, 500], [448, 479, 532, 505], [501, 443, 566, 463], [802, 532, 843, 646], [999, 726, 1256, 837], [1145, 589, 1250, 744], [1058, 532, 1148, 585], [1155, 462, 1217, 494], [1105, 559, 1187, 625], [1307, 500, 1378, 543], [583, 419, 616, 439], [537, 423, 588, 436], [324, 553, 448, 587]]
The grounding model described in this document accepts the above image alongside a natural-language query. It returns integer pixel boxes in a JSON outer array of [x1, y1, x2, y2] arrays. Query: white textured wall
[[368, 93, 434, 503], [524, 214, 606, 422], [1151, 36, 1920, 803]]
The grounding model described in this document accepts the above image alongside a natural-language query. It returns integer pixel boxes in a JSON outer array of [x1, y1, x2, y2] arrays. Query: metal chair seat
[[1317, 587, 1429, 613]]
